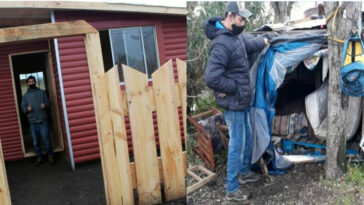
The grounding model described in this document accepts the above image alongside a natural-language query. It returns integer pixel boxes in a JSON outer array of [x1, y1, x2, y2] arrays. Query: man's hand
[[27, 105, 32, 112], [218, 93, 227, 98], [264, 38, 269, 46], [41, 103, 45, 109]]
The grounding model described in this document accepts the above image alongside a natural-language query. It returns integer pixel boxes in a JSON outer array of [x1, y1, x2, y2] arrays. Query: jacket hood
[[203, 17, 232, 40]]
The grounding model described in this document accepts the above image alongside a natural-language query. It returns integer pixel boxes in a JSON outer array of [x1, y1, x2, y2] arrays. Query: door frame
[[8, 49, 64, 157]]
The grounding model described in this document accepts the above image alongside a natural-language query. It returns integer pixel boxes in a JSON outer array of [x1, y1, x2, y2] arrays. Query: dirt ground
[[5, 153, 187, 205], [6, 153, 106, 205], [187, 153, 364, 205]]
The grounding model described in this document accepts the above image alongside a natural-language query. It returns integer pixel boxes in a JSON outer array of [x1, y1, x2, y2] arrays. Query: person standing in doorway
[[203, 1, 269, 202], [21, 76, 54, 166]]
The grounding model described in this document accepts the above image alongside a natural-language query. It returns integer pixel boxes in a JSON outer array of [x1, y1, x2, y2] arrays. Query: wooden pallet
[[188, 108, 221, 170], [187, 165, 216, 194]]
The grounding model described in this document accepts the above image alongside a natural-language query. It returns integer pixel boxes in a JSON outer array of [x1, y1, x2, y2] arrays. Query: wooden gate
[[94, 59, 187, 205]]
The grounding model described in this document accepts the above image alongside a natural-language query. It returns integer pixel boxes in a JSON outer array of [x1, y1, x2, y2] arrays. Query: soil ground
[[187, 152, 364, 205], [5, 153, 186, 205], [6, 153, 106, 205]]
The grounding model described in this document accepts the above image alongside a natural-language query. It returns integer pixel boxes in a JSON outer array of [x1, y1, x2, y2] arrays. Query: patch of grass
[[337, 193, 356, 205], [344, 163, 364, 187]]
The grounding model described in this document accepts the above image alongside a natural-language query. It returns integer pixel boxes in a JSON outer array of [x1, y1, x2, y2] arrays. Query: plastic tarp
[[249, 32, 327, 167]]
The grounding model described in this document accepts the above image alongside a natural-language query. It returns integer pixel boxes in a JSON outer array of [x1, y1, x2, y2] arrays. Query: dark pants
[[30, 121, 53, 158]]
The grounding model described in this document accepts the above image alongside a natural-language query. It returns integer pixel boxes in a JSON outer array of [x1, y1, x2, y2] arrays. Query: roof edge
[[0, 1, 187, 15]]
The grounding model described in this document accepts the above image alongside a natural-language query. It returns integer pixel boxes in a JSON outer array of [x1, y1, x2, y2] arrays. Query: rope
[[325, 5, 345, 44]]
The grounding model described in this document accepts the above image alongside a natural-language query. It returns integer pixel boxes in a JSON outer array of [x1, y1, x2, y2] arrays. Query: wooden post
[[324, 1, 362, 179], [105, 66, 134, 205], [123, 65, 162, 205], [152, 60, 186, 201], [84, 32, 123, 205], [0, 139, 11, 205]]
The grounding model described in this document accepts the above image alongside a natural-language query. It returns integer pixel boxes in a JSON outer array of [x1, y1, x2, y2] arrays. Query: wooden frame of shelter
[[0, 20, 187, 205]]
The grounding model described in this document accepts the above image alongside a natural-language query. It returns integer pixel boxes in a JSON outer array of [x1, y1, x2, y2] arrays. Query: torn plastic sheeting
[[305, 80, 363, 140], [249, 32, 327, 165]]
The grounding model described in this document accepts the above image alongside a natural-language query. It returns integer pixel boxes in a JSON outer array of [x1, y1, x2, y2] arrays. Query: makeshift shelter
[[248, 31, 364, 170]]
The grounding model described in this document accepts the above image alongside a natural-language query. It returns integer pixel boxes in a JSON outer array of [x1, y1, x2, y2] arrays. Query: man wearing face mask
[[21, 76, 54, 166], [203, 1, 269, 202]]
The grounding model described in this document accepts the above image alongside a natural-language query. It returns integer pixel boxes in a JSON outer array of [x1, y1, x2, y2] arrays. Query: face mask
[[230, 16, 245, 35], [231, 24, 245, 35], [29, 84, 36, 89]]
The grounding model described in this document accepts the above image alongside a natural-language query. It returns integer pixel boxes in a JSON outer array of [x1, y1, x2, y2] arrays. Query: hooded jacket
[[21, 87, 50, 123], [204, 17, 265, 110]]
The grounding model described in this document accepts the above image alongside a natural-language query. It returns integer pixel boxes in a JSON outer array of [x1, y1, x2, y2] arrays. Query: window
[[101, 26, 159, 82]]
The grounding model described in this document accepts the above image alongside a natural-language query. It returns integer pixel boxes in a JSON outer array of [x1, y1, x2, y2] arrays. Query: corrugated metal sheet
[[56, 36, 100, 164], [0, 41, 49, 161], [55, 11, 186, 163]]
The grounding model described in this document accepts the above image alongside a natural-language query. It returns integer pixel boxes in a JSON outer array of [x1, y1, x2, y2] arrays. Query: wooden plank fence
[[0, 139, 11, 205], [93, 59, 187, 204]]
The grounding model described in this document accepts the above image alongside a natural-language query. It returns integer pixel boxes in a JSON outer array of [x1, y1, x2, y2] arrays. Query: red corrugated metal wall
[[0, 41, 49, 161], [50, 41, 70, 159], [54, 11, 186, 163]]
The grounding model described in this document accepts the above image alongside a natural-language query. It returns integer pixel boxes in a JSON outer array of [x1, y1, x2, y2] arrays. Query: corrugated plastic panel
[[0, 41, 49, 161]]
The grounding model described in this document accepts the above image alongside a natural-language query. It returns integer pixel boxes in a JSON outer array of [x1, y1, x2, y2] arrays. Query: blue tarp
[[249, 32, 327, 169]]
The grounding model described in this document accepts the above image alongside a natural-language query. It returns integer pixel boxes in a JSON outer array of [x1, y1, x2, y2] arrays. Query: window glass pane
[[110, 29, 127, 82], [109, 26, 159, 82], [124, 27, 146, 73], [142, 27, 159, 79]]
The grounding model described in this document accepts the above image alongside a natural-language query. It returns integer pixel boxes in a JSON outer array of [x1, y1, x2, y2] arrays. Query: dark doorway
[[10, 51, 63, 156]]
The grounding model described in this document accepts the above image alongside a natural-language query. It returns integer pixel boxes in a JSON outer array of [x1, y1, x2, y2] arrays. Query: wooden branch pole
[[0, 20, 96, 44], [84, 32, 123, 205], [152, 60, 186, 201], [0, 139, 11, 205], [105, 66, 134, 205], [123, 65, 162, 205]]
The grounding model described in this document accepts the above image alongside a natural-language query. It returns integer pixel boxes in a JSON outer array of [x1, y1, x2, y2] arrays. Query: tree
[[270, 2, 294, 23], [187, 1, 271, 114], [324, 1, 362, 179]]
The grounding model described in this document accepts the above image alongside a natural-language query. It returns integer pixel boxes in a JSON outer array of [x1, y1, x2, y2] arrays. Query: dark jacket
[[204, 17, 265, 111], [21, 87, 50, 123]]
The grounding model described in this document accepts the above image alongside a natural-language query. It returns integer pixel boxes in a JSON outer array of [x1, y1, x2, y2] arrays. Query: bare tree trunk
[[271, 2, 294, 23], [324, 1, 362, 179]]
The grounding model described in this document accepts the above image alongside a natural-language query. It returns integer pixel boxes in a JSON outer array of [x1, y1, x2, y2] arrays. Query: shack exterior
[[0, 2, 186, 168]]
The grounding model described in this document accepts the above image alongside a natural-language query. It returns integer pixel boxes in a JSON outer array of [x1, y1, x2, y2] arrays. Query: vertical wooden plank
[[106, 66, 134, 205], [0, 139, 11, 205], [84, 32, 122, 205], [177, 59, 187, 144], [152, 60, 186, 201], [123, 65, 162, 205], [177, 59, 187, 175]]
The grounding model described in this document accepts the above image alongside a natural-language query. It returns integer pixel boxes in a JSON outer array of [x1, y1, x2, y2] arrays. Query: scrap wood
[[187, 165, 216, 194]]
